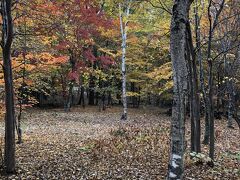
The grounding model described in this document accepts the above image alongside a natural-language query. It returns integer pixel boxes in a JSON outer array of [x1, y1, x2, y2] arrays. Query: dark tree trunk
[[102, 91, 106, 111], [107, 91, 112, 106], [1, 0, 16, 173], [203, 111, 210, 144], [227, 80, 234, 128], [206, 0, 225, 162], [194, 0, 210, 145], [78, 86, 85, 108], [65, 81, 73, 112], [16, 17, 28, 145], [88, 75, 95, 105], [137, 87, 141, 108], [186, 44, 195, 153], [186, 21, 201, 153]]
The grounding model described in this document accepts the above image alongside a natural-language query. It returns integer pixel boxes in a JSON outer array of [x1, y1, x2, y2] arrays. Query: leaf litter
[[0, 107, 239, 179]]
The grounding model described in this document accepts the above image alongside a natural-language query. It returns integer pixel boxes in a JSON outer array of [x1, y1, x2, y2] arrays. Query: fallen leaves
[[0, 107, 239, 179]]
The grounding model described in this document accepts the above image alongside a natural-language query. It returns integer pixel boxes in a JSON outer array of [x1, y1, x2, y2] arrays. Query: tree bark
[[206, 0, 225, 161], [1, 0, 16, 173], [119, 0, 131, 120], [78, 86, 85, 108], [167, 0, 191, 179], [186, 20, 201, 153], [88, 75, 95, 105]]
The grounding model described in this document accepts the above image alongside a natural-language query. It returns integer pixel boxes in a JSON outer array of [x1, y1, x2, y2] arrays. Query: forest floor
[[0, 106, 239, 180]]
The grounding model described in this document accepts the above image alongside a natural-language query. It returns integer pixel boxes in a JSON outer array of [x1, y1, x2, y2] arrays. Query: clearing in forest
[[0, 107, 239, 179]]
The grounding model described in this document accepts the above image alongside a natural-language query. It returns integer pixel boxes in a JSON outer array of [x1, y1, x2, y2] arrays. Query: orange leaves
[[24, 53, 69, 67], [52, 56, 69, 65], [38, 2, 63, 16]]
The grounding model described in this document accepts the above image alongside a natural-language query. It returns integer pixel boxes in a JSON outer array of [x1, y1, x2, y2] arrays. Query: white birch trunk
[[119, 0, 131, 120]]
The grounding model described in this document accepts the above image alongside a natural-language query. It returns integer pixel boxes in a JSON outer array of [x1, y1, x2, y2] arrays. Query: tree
[[119, 0, 132, 120], [167, 0, 192, 179], [1, 0, 16, 173], [206, 0, 225, 161]]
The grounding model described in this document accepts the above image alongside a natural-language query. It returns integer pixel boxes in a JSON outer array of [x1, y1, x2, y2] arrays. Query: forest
[[0, 0, 239, 179]]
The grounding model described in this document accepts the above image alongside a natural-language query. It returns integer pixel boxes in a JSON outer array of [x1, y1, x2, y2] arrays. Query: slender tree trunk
[[137, 87, 141, 108], [119, 0, 131, 120], [206, 3, 215, 159], [206, 0, 225, 162], [16, 17, 28, 144], [206, 8, 215, 162], [1, 0, 16, 173], [78, 86, 85, 108], [107, 91, 112, 106], [194, 0, 210, 145], [227, 80, 234, 128], [88, 75, 95, 105], [65, 81, 74, 112], [207, 58, 214, 160], [102, 91, 106, 111], [224, 54, 234, 128], [167, 1, 191, 179], [186, 20, 201, 153], [186, 44, 195, 153]]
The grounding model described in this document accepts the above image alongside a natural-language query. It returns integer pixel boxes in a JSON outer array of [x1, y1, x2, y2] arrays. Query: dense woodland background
[[0, 0, 239, 179]]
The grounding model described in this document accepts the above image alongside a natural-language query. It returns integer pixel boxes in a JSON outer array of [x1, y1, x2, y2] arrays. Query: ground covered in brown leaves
[[0, 106, 239, 179]]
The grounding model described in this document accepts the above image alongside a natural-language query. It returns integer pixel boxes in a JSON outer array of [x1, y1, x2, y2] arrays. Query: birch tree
[[119, 0, 132, 120]]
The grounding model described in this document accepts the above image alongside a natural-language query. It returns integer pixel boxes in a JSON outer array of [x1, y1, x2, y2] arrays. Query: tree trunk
[[78, 86, 85, 108], [186, 44, 195, 153], [107, 91, 112, 106], [1, 0, 16, 173], [167, 0, 191, 179], [186, 21, 201, 153], [206, 0, 225, 162], [203, 111, 210, 144], [119, 0, 131, 120], [227, 80, 234, 128], [194, 0, 210, 145], [88, 75, 95, 105], [65, 81, 73, 112]]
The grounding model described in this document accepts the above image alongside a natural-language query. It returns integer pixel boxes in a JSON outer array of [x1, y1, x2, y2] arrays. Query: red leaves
[[76, 28, 90, 39], [68, 71, 79, 82], [83, 49, 115, 68], [98, 55, 115, 68], [56, 41, 70, 51], [83, 49, 96, 63]]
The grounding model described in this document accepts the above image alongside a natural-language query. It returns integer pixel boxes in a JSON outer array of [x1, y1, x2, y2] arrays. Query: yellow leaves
[[128, 36, 139, 44], [100, 27, 118, 38], [93, 69, 107, 81], [147, 62, 172, 81], [126, 91, 139, 97], [42, 36, 55, 46], [98, 47, 119, 58], [39, 52, 54, 61]]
